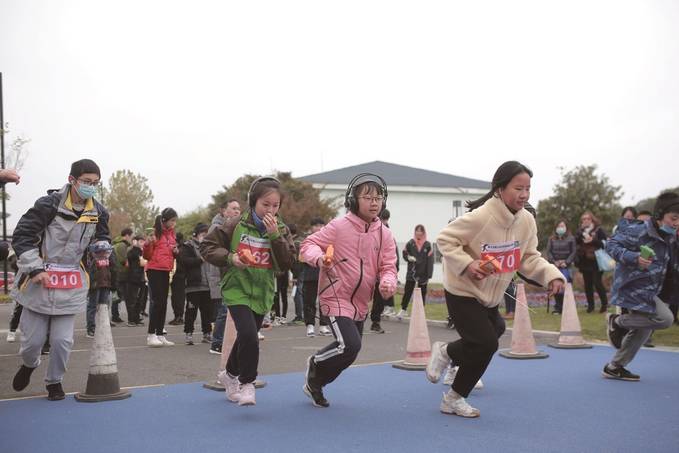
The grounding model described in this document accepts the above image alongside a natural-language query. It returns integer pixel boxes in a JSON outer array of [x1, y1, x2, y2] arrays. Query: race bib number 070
[[237, 235, 273, 269], [43, 264, 83, 289], [480, 240, 521, 274]]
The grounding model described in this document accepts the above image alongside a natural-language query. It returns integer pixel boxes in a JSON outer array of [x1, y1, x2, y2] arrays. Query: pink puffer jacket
[[300, 212, 397, 320]]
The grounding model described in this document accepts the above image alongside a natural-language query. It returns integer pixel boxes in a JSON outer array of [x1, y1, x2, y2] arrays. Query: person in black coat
[[575, 211, 609, 313], [397, 224, 433, 319]]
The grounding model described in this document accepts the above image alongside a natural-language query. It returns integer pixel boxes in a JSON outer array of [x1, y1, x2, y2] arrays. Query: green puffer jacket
[[199, 211, 295, 315]]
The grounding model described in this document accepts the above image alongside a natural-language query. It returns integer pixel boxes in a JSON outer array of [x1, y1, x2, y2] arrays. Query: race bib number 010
[[480, 240, 521, 274], [43, 264, 83, 289], [237, 235, 273, 269]]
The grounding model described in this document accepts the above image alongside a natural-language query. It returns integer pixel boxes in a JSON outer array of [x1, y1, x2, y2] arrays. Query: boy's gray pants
[[19, 308, 76, 385], [611, 297, 674, 368]]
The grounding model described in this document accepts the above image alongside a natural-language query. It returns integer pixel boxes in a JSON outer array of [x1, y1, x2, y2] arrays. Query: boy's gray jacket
[[206, 213, 226, 299], [11, 184, 110, 315]]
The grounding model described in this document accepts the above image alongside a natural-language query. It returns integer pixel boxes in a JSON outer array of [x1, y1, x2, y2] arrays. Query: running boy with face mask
[[11, 159, 110, 400], [603, 192, 679, 381]]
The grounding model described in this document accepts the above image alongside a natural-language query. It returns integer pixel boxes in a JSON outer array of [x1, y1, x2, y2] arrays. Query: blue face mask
[[659, 224, 677, 236], [76, 182, 97, 200]]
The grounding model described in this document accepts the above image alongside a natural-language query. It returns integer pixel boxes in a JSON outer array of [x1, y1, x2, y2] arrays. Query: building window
[[451, 200, 462, 220]]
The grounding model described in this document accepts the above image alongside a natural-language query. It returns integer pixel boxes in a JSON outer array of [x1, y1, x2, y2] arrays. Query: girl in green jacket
[[200, 177, 295, 407]]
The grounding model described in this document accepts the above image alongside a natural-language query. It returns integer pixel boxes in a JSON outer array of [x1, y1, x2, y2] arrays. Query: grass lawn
[[391, 294, 679, 348]]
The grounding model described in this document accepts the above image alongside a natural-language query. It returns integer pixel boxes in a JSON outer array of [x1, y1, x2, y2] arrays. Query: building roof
[[300, 161, 491, 190]]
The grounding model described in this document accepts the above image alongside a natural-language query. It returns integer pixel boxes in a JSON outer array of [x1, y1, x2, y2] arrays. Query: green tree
[[101, 170, 159, 237], [175, 206, 211, 239], [635, 186, 679, 214], [536, 165, 623, 249], [209, 171, 339, 232]]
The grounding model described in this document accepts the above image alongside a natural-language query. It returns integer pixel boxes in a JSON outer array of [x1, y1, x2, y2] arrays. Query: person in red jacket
[[143, 208, 179, 347]]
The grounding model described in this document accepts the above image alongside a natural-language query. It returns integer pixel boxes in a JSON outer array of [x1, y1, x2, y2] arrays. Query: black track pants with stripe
[[312, 316, 364, 387]]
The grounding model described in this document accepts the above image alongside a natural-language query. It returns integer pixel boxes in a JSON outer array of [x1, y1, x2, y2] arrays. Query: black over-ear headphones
[[248, 176, 281, 208], [344, 173, 388, 213]]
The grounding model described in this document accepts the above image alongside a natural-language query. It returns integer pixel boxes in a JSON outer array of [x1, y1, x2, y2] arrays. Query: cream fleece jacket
[[437, 196, 564, 307]]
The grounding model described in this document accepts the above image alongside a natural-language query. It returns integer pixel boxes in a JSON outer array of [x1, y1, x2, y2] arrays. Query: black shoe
[[304, 356, 329, 408], [586, 306, 594, 313], [111, 317, 125, 323], [135, 321, 145, 326], [13, 365, 36, 391], [41, 343, 50, 355], [606, 314, 627, 349], [602, 364, 640, 381], [599, 305, 609, 314], [644, 341, 655, 348], [167, 318, 179, 326], [46, 383, 66, 401], [370, 322, 385, 334]]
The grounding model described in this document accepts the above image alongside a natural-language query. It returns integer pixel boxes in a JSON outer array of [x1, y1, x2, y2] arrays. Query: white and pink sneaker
[[238, 383, 256, 406], [218, 370, 242, 403]]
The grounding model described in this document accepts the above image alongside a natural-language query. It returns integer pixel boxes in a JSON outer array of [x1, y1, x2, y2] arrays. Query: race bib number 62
[[480, 240, 521, 274], [237, 235, 273, 269]]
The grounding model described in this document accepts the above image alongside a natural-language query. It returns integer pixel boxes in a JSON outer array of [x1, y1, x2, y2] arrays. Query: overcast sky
[[2, 0, 677, 230]]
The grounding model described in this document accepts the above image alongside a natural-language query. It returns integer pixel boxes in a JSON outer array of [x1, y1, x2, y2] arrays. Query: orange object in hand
[[323, 245, 334, 266], [479, 255, 501, 273], [238, 249, 257, 266]]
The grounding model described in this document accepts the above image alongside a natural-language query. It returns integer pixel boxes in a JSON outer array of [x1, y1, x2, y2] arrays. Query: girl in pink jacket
[[300, 173, 398, 408]]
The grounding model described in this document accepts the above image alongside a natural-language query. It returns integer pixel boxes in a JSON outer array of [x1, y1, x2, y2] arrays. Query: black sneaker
[[606, 314, 628, 349], [644, 341, 655, 348], [12, 365, 36, 391], [209, 345, 222, 355], [446, 317, 455, 329], [304, 356, 329, 408], [602, 364, 640, 381], [370, 322, 385, 334], [41, 343, 50, 355], [46, 383, 66, 400], [111, 317, 125, 324]]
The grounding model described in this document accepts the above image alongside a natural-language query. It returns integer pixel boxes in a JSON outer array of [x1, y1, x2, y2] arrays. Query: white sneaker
[[147, 334, 163, 347], [396, 309, 407, 320], [218, 370, 242, 403], [318, 326, 332, 336], [440, 390, 480, 418], [278, 317, 287, 325], [382, 306, 395, 317], [238, 383, 256, 406], [272, 317, 281, 327], [157, 336, 175, 346], [7, 331, 16, 343], [426, 341, 451, 383], [306, 325, 315, 337], [258, 331, 265, 340], [443, 365, 457, 386], [442, 366, 484, 390]]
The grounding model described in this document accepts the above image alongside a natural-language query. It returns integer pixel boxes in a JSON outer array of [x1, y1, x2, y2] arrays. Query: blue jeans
[[212, 300, 227, 349], [87, 288, 112, 332]]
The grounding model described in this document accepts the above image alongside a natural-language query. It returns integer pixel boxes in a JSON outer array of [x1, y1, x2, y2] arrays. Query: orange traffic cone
[[549, 283, 592, 349], [393, 287, 432, 370], [75, 302, 131, 402], [204, 309, 267, 390], [499, 283, 549, 359]]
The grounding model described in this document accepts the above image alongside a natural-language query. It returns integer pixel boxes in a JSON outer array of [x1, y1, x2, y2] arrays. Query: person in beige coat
[[426, 161, 564, 418]]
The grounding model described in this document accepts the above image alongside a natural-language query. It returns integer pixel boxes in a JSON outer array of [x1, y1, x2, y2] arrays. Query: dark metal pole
[[1, 72, 8, 294]]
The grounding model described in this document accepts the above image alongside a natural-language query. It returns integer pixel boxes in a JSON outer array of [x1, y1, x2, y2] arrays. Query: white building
[[300, 161, 490, 283]]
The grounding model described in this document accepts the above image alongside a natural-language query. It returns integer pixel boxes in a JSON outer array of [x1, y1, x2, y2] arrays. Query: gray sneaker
[[185, 333, 194, 345]]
